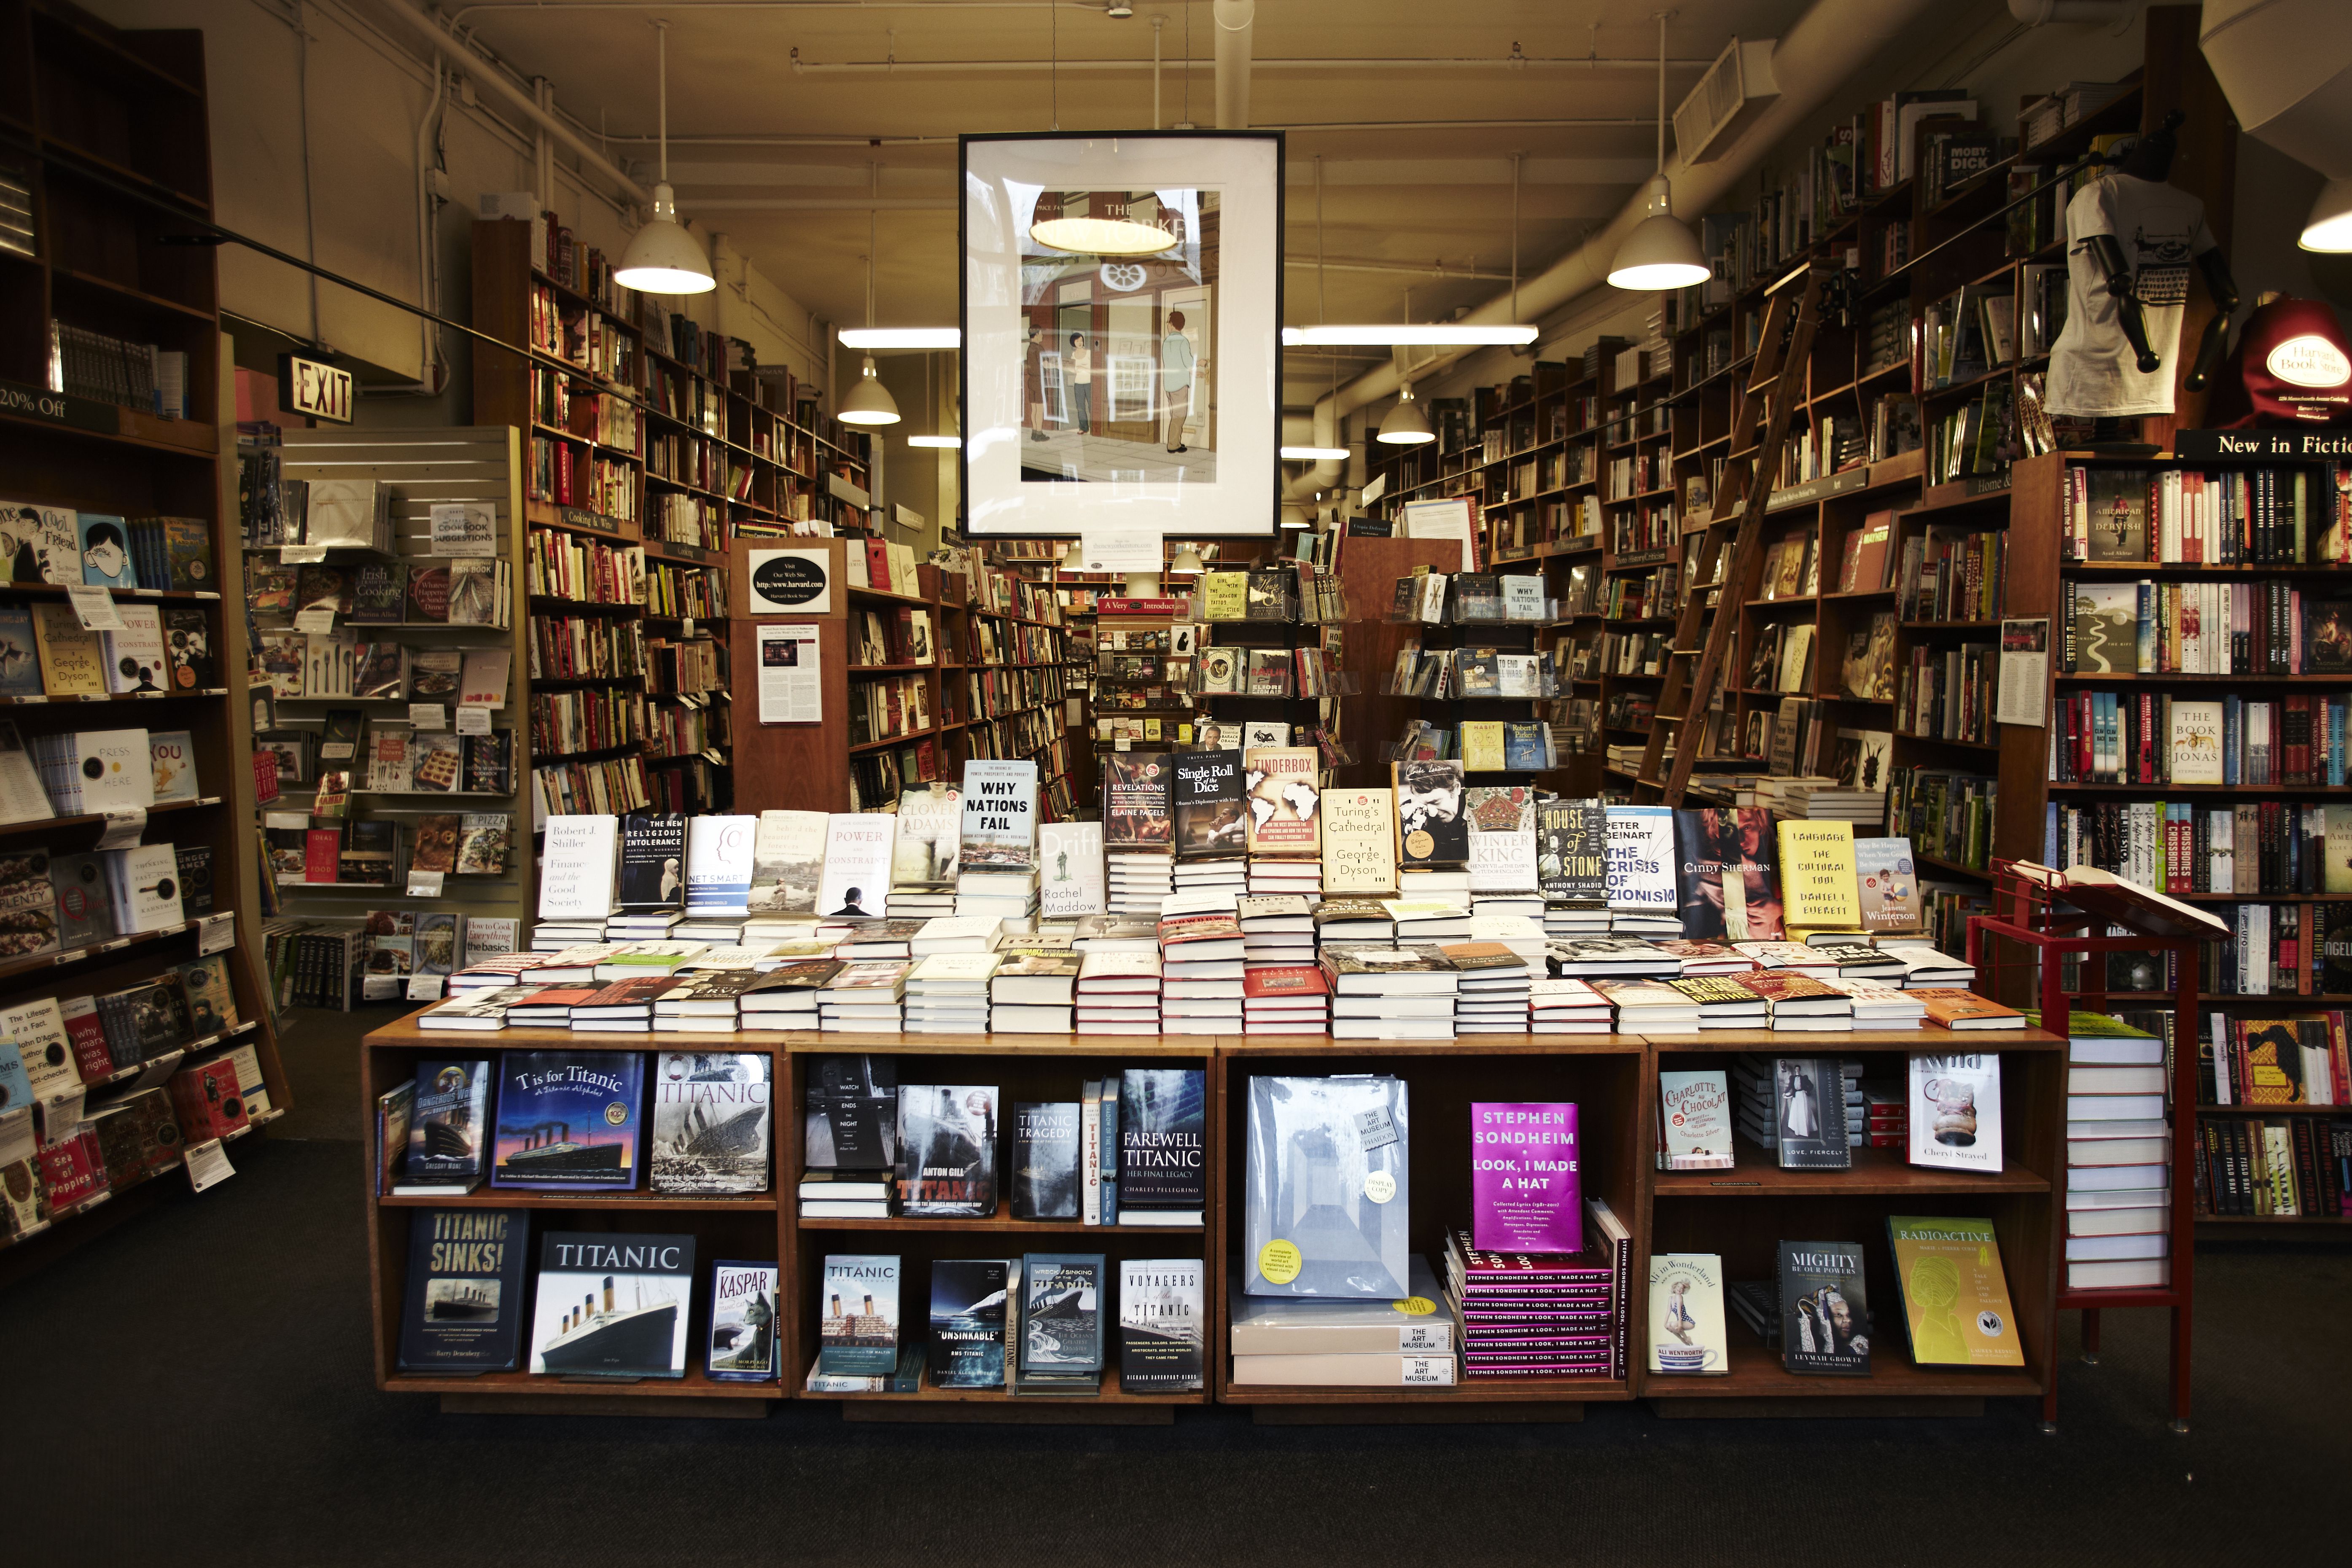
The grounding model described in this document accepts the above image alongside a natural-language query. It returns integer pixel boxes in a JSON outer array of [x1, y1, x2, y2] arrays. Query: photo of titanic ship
[[535, 1274, 681, 1376], [423, 1278, 500, 1322]]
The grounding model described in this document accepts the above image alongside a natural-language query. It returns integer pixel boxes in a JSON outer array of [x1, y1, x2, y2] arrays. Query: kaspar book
[[1119, 1068, 1207, 1212], [1119, 1259, 1205, 1392], [649, 1050, 771, 1194], [818, 1254, 902, 1375], [893, 1083, 998, 1216], [1885, 1215, 2024, 1367], [1908, 1051, 2002, 1174], [395, 1208, 528, 1372], [1012, 1100, 1081, 1220], [490, 1051, 645, 1190], [706, 1259, 780, 1382], [1647, 1253, 1730, 1375], [1470, 1101, 1582, 1253], [1778, 1239, 1872, 1376], [528, 1231, 694, 1377]]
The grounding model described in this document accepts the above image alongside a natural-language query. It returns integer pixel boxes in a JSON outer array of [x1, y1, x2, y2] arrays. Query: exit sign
[[278, 352, 353, 425]]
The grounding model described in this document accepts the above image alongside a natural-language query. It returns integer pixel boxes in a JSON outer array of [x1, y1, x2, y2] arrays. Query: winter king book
[[648, 1051, 771, 1194], [893, 1083, 998, 1216], [527, 1231, 694, 1377], [1470, 1102, 1581, 1253], [396, 1208, 528, 1372]]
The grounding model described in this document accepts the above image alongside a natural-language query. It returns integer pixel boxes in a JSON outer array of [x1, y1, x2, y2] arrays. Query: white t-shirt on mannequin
[[2045, 172, 2216, 419]]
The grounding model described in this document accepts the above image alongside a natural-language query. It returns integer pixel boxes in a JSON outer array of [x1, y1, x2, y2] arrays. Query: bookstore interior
[[5, 0, 2352, 1533]]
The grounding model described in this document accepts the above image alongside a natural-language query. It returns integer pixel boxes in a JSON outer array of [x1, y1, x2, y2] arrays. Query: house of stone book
[[817, 1254, 902, 1375], [527, 1231, 694, 1378], [617, 812, 688, 912], [1012, 1100, 1082, 1220], [648, 1050, 771, 1194], [1119, 1068, 1207, 1214], [707, 1259, 780, 1382], [490, 1051, 645, 1190], [894, 1082, 998, 1216], [928, 1257, 1011, 1388], [1471, 1102, 1581, 1253], [961, 758, 1039, 870], [1603, 804, 1678, 918], [1119, 1258, 1206, 1392], [395, 1208, 528, 1373], [1319, 786, 1398, 895], [1102, 752, 1174, 848], [1242, 746, 1321, 856], [1019, 1252, 1106, 1388], [1242, 1073, 1411, 1298], [1171, 749, 1247, 858], [1647, 1253, 1730, 1375], [1536, 797, 1609, 905], [1039, 819, 1106, 918], [815, 811, 896, 921], [1908, 1051, 2002, 1174], [1776, 820, 1861, 933], [1777, 1240, 1872, 1376], [1392, 758, 1467, 868], [400, 1058, 492, 1191], [747, 808, 828, 913], [1853, 836, 1921, 933], [1770, 1058, 1853, 1169], [538, 815, 618, 920], [1657, 1070, 1736, 1170]]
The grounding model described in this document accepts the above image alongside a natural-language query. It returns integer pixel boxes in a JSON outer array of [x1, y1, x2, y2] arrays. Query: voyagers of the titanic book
[[649, 1051, 771, 1194], [1119, 1258, 1205, 1393], [1118, 1068, 1207, 1218], [1019, 1253, 1106, 1392], [1777, 1239, 1872, 1376], [817, 1254, 902, 1376], [490, 1051, 645, 1190], [803, 1054, 897, 1170], [894, 1083, 998, 1216], [706, 1259, 780, 1382], [927, 1258, 1011, 1388], [1012, 1100, 1081, 1220], [401, 1058, 491, 1191], [1243, 1075, 1411, 1298], [527, 1231, 695, 1377], [396, 1208, 528, 1372]]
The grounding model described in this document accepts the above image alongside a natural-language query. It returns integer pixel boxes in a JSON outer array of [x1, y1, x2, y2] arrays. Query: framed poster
[[961, 131, 1283, 538]]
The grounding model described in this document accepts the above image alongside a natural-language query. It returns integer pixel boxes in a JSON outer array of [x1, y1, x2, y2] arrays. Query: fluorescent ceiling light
[[906, 433, 962, 448], [2303, 178, 2352, 252], [1281, 445, 1351, 460], [840, 328, 962, 349], [1283, 325, 1538, 346]]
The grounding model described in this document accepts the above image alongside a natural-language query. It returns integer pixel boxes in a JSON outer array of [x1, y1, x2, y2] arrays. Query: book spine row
[[2195, 1112, 2347, 1218], [527, 530, 643, 605], [527, 615, 646, 681], [530, 688, 649, 757], [2065, 465, 2342, 566], [2045, 800, 2333, 898], [2051, 691, 2345, 787], [532, 753, 650, 819]]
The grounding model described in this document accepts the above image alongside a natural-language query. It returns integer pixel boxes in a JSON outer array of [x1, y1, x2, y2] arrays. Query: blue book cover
[[0, 608, 39, 697], [75, 514, 136, 589], [926, 1257, 1009, 1388], [1502, 721, 1550, 771], [490, 1050, 646, 1189], [1117, 1068, 1205, 1209], [395, 1208, 529, 1372], [0, 1040, 32, 1113]]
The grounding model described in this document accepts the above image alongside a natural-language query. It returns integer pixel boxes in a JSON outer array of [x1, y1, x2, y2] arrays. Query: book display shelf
[[0, 0, 288, 1278]]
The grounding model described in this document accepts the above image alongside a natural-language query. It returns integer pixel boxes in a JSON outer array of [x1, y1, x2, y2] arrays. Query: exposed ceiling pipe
[[786, 54, 1720, 73], [2005, 0, 2134, 22], [1214, 0, 1254, 130], [684, 197, 957, 209], [385, 0, 652, 205], [1313, 0, 1943, 435], [604, 120, 1650, 146]]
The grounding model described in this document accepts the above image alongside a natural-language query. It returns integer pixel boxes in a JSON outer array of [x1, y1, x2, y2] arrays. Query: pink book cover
[[1470, 1101, 1582, 1254]]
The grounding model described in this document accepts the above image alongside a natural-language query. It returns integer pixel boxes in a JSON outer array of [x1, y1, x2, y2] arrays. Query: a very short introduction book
[[1469, 1102, 1581, 1253]]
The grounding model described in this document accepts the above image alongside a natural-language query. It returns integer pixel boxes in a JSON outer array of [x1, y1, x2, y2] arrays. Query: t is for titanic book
[[928, 1257, 1010, 1389], [490, 1051, 645, 1190], [1012, 1100, 1081, 1220], [396, 1208, 528, 1373], [893, 1083, 998, 1216], [527, 1231, 694, 1378], [1119, 1258, 1206, 1393], [706, 1260, 781, 1382], [1470, 1103, 1582, 1253], [648, 1051, 771, 1194], [817, 1254, 902, 1376], [1777, 1240, 1872, 1376]]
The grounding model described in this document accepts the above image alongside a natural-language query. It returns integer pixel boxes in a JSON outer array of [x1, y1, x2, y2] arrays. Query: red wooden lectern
[[1966, 859, 2224, 1434]]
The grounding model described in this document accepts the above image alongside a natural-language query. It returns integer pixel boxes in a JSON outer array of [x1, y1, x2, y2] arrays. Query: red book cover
[[1446, 1228, 1612, 1284], [304, 829, 342, 885], [576, 977, 675, 1009], [168, 1057, 249, 1140], [34, 1129, 110, 1210], [252, 750, 281, 805], [1156, 912, 1242, 947], [864, 540, 892, 592], [406, 566, 451, 623], [1242, 965, 1329, 999], [59, 997, 111, 1082]]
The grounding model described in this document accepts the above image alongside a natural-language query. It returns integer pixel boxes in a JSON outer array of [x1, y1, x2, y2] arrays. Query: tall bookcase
[[0, 0, 287, 1276]]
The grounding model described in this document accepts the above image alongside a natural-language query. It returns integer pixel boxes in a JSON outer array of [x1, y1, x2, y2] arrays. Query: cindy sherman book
[[1171, 749, 1247, 858], [1119, 1258, 1206, 1393], [1119, 1068, 1207, 1214], [648, 1051, 771, 1194], [1020, 1253, 1107, 1387], [1908, 1052, 2003, 1173], [1319, 786, 1398, 895], [1012, 1100, 1082, 1220], [1672, 806, 1784, 940], [1772, 1058, 1853, 1169], [706, 1260, 780, 1382], [817, 1254, 902, 1375], [1777, 1240, 1872, 1376], [927, 1258, 1011, 1388], [490, 1051, 645, 1190], [617, 813, 688, 911], [527, 1231, 694, 1378], [1647, 1253, 1730, 1375], [1242, 746, 1321, 857], [401, 1058, 492, 1191], [1101, 752, 1174, 848], [894, 1083, 998, 1216], [1885, 1216, 2025, 1368], [1656, 1070, 1735, 1170], [1471, 1102, 1581, 1253], [960, 758, 1039, 869], [395, 1208, 528, 1372]]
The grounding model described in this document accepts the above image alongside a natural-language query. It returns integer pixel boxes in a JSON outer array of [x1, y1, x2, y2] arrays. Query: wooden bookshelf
[[0, 0, 287, 1280]]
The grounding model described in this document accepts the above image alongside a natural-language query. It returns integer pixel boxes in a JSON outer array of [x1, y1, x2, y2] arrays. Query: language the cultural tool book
[[1777, 820, 1860, 933], [1469, 1102, 1581, 1253], [527, 1231, 694, 1378], [648, 1051, 771, 1194], [1656, 1070, 1735, 1170], [490, 1051, 645, 1190], [1777, 1240, 1872, 1376], [816, 1254, 902, 1376], [1907, 1051, 2003, 1173], [1647, 1253, 1730, 1375], [706, 1260, 780, 1382], [396, 1208, 528, 1373]]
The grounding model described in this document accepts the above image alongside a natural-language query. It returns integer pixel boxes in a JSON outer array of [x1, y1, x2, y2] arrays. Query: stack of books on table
[[798, 1168, 892, 1219], [885, 882, 957, 920], [1754, 775, 1885, 823], [1542, 901, 1611, 939], [1530, 977, 1612, 1033], [1653, 939, 1756, 976], [1247, 855, 1321, 898], [1730, 1054, 1862, 1166], [1824, 976, 1926, 1028], [1442, 1218, 1620, 1380], [911, 914, 1007, 957], [821, 961, 908, 1031], [991, 944, 1082, 1033], [2053, 1011, 2172, 1290], [1073, 914, 1161, 952], [1171, 855, 1246, 898], [1241, 964, 1329, 1034], [674, 914, 747, 944], [531, 920, 606, 950], [743, 914, 825, 947], [1106, 850, 1173, 915], [504, 986, 594, 1027], [449, 952, 549, 992], [1236, 895, 1315, 967], [837, 918, 922, 962], [1323, 944, 1456, 1040], [1227, 1257, 1457, 1386], [1312, 899, 1393, 945], [1665, 975, 1768, 1030], [650, 970, 758, 1032], [1469, 912, 1548, 970], [1444, 941, 1533, 1033], [737, 960, 840, 1025], [1732, 940, 1840, 976], [593, 941, 705, 982], [1880, 942, 1976, 987], [568, 977, 670, 1031], [1157, 896, 1244, 1035], [1733, 971, 1855, 1030], [903, 952, 998, 1033], [1546, 936, 1680, 979], [1860, 1081, 1908, 1147], [1589, 978, 1701, 1033], [1386, 897, 1471, 946], [1075, 949, 1160, 1034], [955, 866, 1038, 929], [605, 909, 683, 941]]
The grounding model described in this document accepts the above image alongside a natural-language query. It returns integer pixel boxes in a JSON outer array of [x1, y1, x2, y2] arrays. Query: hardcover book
[[1392, 758, 1468, 867], [803, 1054, 899, 1170], [1770, 1058, 1853, 1169], [1118, 1068, 1207, 1210], [1038, 819, 1106, 918], [1470, 1102, 1582, 1253], [816, 812, 896, 920], [927, 1257, 1011, 1388], [1656, 1070, 1735, 1170], [1319, 787, 1398, 895], [1101, 753, 1174, 848], [1672, 806, 1784, 939], [1243, 1073, 1411, 1298], [1885, 1215, 2025, 1367], [1020, 1253, 1107, 1390], [527, 1231, 694, 1377], [1465, 785, 1539, 893], [1777, 1239, 1872, 1376], [537, 815, 618, 920], [1907, 1051, 2002, 1174], [960, 759, 1039, 869], [1119, 1258, 1206, 1392], [404, 1058, 492, 1185], [1242, 747, 1321, 856], [684, 813, 757, 916], [490, 1051, 645, 1190], [705, 1259, 780, 1382], [891, 783, 963, 887], [617, 812, 689, 911], [894, 1083, 998, 1216], [1171, 750, 1248, 858], [747, 808, 828, 913], [1776, 820, 1860, 931], [1604, 804, 1679, 916], [649, 1051, 771, 1193], [1012, 1100, 1082, 1220], [1853, 836, 1921, 933], [817, 1254, 902, 1375], [1647, 1253, 1730, 1375], [395, 1208, 528, 1372], [1537, 797, 1609, 904]]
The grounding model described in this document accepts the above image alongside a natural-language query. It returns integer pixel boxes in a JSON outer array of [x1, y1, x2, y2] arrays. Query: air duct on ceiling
[[1673, 38, 1782, 165], [1215, 0, 1256, 130]]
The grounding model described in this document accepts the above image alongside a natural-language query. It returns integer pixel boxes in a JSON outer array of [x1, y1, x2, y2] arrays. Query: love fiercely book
[[1470, 1102, 1581, 1253], [1771, 1057, 1853, 1169]]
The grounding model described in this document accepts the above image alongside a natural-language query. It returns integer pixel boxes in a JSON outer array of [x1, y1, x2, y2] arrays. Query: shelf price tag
[[279, 544, 329, 564], [199, 914, 236, 955], [406, 974, 446, 1001], [406, 869, 447, 899], [408, 703, 447, 731], [454, 705, 492, 736], [292, 606, 337, 636], [66, 586, 125, 632], [183, 1138, 235, 1192], [95, 806, 147, 850]]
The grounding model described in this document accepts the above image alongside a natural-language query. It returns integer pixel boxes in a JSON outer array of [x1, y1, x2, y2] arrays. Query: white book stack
[[1247, 856, 1322, 897], [1611, 909, 1684, 937], [1072, 914, 1162, 952], [955, 867, 1039, 928], [1469, 891, 1546, 920], [1820, 976, 1926, 1027], [1171, 857, 1247, 895], [820, 963, 908, 1032], [1326, 945, 1458, 1040], [1107, 851, 1174, 916], [1467, 913, 1547, 970], [1529, 977, 1613, 1033], [1312, 904, 1394, 944], [532, 921, 608, 950], [649, 974, 743, 1033], [604, 911, 684, 939], [674, 917, 748, 943], [1879, 942, 1976, 988], [1383, 899, 1472, 945], [1450, 947, 1533, 1034], [1399, 868, 1472, 902], [910, 914, 1006, 957], [2065, 1023, 2173, 1290], [885, 888, 958, 919], [990, 952, 1079, 1034], [1542, 903, 1612, 938], [592, 941, 707, 982], [1075, 950, 1160, 1035], [1159, 906, 1243, 1035], [902, 952, 998, 1033], [1731, 1055, 1864, 1149], [742, 915, 824, 944], [1236, 895, 1315, 968]]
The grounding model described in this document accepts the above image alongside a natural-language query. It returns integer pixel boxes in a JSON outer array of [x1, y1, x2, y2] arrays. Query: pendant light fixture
[[1608, 13, 1710, 292], [1378, 379, 1434, 445], [1030, 189, 1181, 257], [613, 21, 716, 295], [838, 210, 902, 428]]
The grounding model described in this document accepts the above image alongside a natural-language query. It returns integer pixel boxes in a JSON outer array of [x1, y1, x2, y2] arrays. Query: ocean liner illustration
[[424, 1279, 501, 1321], [500, 1119, 627, 1174], [538, 1275, 681, 1374]]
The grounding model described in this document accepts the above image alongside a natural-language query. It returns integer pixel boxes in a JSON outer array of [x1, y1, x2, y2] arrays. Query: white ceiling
[[447, 1, 1818, 361]]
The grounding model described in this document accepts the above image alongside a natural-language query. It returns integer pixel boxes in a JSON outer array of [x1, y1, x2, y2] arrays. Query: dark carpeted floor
[[9, 1008, 2346, 1566]]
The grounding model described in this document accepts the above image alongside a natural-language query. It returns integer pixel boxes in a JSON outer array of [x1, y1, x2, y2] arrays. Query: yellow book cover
[[1776, 820, 1859, 929], [1885, 1216, 2026, 1367], [1320, 787, 1398, 895], [33, 603, 106, 696], [1200, 573, 1251, 621], [1459, 721, 1506, 773]]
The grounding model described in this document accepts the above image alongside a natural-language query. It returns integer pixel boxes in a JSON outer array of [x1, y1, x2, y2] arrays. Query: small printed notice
[[409, 703, 447, 731], [429, 502, 499, 557], [183, 1138, 235, 1192], [199, 913, 236, 955], [292, 606, 337, 636], [756, 623, 822, 724], [362, 973, 402, 1001], [1997, 618, 2050, 727], [66, 586, 124, 632], [1074, 527, 1161, 574], [407, 868, 447, 898], [96, 807, 146, 850], [406, 974, 446, 1001], [455, 705, 492, 736], [279, 543, 329, 564]]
